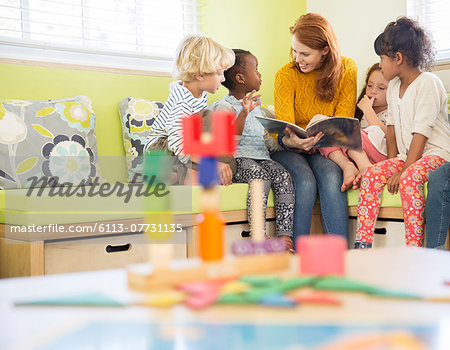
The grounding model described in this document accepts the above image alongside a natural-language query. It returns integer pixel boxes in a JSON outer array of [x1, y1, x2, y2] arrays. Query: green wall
[[0, 0, 305, 180], [200, 0, 305, 105], [0, 64, 172, 160]]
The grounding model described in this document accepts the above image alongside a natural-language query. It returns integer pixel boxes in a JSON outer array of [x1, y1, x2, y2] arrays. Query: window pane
[[0, 0, 21, 38], [0, 0, 201, 72], [408, 0, 450, 61]]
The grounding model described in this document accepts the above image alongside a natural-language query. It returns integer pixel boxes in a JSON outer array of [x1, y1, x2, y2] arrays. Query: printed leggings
[[233, 158, 295, 237], [356, 155, 447, 246]]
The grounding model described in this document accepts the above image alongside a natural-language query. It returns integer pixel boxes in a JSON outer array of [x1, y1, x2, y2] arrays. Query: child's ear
[[395, 52, 403, 65], [235, 73, 245, 84], [195, 72, 204, 81], [322, 46, 330, 56]]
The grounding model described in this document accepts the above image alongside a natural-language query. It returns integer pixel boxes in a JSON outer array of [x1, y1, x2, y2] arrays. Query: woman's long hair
[[290, 13, 342, 102]]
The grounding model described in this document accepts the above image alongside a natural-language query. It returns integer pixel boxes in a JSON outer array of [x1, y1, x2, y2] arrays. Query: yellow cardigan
[[274, 57, 357, 129]]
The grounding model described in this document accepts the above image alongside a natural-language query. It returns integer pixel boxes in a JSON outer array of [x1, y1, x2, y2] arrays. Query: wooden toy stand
[[128, 112, 290, 293], [128, 253, 290, 291]]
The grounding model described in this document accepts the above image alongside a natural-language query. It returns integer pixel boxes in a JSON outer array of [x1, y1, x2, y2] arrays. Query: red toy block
[[297, 235, 346, 276], [182, 111, 236, 156]]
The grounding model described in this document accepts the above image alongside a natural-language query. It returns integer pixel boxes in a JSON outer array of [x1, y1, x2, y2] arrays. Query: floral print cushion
[[0, 96, 100, 189], [118, 97, 164, 182]]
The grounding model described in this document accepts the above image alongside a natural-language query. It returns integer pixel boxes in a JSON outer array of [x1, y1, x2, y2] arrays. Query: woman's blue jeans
[[271, 151, 348, 245], [425, 162, 450, 249]]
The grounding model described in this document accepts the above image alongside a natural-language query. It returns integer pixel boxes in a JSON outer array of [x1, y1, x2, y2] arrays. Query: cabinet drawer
[[44, 232, 187, 274], [349, 219, 406, 248]]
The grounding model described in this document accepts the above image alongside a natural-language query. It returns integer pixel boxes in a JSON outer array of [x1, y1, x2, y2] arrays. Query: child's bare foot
[[352, 172, 363, 189], [341, 163, 359, 192], [279, 236, 294, 251]]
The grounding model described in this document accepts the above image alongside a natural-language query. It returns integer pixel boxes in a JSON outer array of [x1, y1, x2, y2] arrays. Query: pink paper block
[[297, 235, 346, 276]]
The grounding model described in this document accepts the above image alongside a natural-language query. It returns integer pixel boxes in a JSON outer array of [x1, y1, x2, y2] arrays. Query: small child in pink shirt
[[320, 63, 389, 191]]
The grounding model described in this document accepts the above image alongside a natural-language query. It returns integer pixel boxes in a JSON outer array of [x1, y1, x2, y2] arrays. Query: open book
[[255, 114, 362, 150]]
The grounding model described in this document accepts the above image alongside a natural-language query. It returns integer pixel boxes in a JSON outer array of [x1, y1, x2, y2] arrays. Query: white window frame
[[407, 0, 450, 65], [0, 0, 202, 75]]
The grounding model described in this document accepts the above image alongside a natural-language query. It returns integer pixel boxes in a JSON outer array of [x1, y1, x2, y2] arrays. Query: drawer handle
[[105, 244, 131, 253], [374, 228, 387, 235], [241, 230, 251, 238]]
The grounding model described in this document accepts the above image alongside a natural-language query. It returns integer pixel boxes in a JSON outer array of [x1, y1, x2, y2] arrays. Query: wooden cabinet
[[0, 219, 190, 278]]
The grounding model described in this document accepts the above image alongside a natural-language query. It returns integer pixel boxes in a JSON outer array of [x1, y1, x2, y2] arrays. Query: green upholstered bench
[[1, 181, 409, 278]]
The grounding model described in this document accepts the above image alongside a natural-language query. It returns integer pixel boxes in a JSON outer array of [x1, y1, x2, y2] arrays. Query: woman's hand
[[218, 162, 233, 186], [241, 90, 261, 114], [282, 127, 324, 152]]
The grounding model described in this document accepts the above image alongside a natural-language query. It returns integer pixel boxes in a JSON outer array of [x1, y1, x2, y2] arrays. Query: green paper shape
[[313, 276, 380, 293], [369, 288, 421, 299], [15, 292, 125, 307], [217, 293, 252, 305], [277, 276, 318, 292], [313, 276, 420, 299], [241, 276, 317, 303], [239, 275, 281, 287]]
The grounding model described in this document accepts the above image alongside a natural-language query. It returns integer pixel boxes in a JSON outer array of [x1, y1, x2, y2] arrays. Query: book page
[[306, 116, 362, 150], [255, 116, 307, 138], [305, 114, 331, 129]]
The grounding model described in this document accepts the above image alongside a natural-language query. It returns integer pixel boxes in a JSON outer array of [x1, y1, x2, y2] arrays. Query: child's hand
[[387, 171, 402, 194], [218, 162, 233, 186], [241, 90, 261, 115], [184, 169, 199, 186], [357, 95, 374, 113]]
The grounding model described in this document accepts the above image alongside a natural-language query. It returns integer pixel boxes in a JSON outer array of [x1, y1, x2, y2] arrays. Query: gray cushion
[[0, 96, 101, 189]]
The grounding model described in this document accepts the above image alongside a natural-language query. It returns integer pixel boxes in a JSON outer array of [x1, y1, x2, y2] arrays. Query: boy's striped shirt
[[145, 81, 207, 163]]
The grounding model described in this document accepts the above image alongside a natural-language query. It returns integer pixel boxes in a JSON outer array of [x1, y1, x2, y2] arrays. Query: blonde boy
[[144, 35, 235, 182]]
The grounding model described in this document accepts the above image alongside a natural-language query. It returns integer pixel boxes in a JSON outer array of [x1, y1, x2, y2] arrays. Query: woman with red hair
[[271, 13, 357, 245]]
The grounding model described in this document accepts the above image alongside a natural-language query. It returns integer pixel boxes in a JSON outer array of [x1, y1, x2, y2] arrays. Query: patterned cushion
[[0, 96, 101, 189], [118, 97, 164, 182]]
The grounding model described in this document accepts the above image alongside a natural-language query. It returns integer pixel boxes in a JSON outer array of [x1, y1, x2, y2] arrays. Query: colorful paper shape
[[259, 293, 297, 307], [15, 292, 125, 307]]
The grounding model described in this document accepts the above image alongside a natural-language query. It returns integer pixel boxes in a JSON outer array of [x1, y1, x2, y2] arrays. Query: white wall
[[434, 69, 450, 92], [307, 0, 407, 91], [307, 0, 450, 92]]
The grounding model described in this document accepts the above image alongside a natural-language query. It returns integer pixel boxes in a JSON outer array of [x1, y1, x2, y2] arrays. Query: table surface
[[1, 247, 450, 350]]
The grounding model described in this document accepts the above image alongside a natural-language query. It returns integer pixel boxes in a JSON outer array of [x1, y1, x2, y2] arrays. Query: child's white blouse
[[386, 73, 450, 162]]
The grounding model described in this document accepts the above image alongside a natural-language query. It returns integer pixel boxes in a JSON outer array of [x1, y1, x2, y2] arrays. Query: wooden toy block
[[127, 253, 290, 292], [231, 238, 287, 256], [297, 235, 346, 276], [181, 112, 236, 156], [143, 152, 175, 270], [250, 179, 265, 242], [198, 211, 224, 261]]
